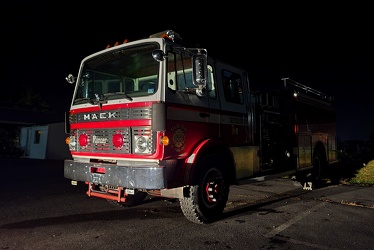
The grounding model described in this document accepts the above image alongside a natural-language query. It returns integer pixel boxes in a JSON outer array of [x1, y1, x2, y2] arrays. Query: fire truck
[[64, 30, 338, 224]]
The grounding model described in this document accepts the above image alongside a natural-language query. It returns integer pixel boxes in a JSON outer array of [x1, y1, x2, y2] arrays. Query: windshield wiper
[[103, 92, 133, 101], [88, 94, 108, 109], [74, 92, 133, 109], [73, 97, 91, 103]]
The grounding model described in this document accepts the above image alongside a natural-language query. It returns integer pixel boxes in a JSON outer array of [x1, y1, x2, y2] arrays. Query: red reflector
[[79, 133, 89, 146], [91, 167, 106, 174], [112, 133, 124, 148]]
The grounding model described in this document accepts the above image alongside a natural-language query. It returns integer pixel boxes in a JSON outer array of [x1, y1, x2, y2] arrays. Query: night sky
[[5, 2, 374, 142]]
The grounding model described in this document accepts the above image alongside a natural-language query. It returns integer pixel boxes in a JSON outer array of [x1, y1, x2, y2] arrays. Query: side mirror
[[192, 50, 208, 87], [65, 74, 76, 84], [152, 50, 165, 62], [196, 86, 206, 97]]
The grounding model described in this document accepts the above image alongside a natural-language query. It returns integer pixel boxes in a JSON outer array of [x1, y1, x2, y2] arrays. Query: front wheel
[[180, 155, 230, 224]]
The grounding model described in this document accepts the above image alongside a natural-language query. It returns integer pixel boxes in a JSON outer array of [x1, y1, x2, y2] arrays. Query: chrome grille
[[70, 106, 155, 155], [71, 107, 152, 124], [78, 128, 131, 153]]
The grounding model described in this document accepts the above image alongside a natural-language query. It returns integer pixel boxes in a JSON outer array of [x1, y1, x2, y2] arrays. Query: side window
[[222, 70, 243, 104], [167, 53, 193, 91], [167, 53, 216, 99], [34, 130, 41, 144]]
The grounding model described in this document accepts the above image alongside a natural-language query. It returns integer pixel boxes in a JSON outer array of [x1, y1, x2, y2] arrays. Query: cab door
[[213, 61, 249, 145]]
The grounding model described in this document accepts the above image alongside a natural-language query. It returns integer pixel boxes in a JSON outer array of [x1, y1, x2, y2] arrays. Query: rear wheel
[[180, 154, 230, 224], [301, 152, 325, 190], [310, 152, 326, 189], [296, 151, 326, 190], [313, 154, 323, 180]]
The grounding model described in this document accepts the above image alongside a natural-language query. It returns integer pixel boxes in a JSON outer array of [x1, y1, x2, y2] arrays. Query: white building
[[20, 122, 71, 160]]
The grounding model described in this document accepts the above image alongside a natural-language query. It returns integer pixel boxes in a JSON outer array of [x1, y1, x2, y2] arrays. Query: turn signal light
[[160, 136, 169, 146], [106, 38, 130, 49]]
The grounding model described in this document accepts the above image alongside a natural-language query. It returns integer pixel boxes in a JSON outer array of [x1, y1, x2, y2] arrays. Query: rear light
[[91, 167, 106, 174]]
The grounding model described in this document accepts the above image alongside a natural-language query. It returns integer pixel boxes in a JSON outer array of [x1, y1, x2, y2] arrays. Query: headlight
[[134, 135, 150, 153], [132, 127, 154, 154], [68, 135, 77, 151]]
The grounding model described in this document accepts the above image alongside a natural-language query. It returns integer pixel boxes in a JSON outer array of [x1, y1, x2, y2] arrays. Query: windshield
[[73, 43, 160, 105]]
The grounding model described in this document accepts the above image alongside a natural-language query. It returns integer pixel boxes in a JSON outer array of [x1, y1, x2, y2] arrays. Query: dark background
[[5, 2, 374, 142]]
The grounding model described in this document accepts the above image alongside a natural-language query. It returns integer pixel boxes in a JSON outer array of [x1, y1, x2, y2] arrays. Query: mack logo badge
[[84, 112, 117, 120]]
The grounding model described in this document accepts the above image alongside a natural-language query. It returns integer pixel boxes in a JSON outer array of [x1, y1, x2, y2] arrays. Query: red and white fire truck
[[64, 30, 338, 224]]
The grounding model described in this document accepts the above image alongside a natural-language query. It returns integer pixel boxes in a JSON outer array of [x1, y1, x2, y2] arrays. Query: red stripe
[[70, 120, 151, 129]]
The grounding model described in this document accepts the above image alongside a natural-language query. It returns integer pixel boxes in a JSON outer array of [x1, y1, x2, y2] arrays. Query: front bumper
[[64, 159, 166, 189]]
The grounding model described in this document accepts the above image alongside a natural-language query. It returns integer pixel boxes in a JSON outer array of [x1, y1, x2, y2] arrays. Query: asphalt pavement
[[2, 157, 374, 250], [227, 178, 374, 212], [2, 157, 373, 210]]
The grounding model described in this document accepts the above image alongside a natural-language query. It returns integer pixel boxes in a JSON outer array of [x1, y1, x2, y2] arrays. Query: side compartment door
[[258, 92, 293, 171], [260, 109, 288, 170]]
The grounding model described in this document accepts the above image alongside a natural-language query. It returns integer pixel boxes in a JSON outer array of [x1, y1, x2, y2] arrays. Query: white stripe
[[264, 202, 326, 238], [167, 107, 247, 126]]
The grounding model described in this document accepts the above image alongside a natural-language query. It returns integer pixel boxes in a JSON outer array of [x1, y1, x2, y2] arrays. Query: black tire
[[107, 191, 147, 207], [309, 152, 326, 189], [296, 151, 326, 190], [179, 154, 230, 224]]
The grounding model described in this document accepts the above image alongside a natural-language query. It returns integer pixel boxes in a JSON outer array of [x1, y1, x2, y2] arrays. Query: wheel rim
[[203, 169, 225, 206], [313, 156, 321, 179]]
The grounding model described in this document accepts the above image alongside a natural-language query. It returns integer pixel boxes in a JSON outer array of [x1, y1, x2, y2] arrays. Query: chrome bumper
[[64, 159, 166, 189]]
